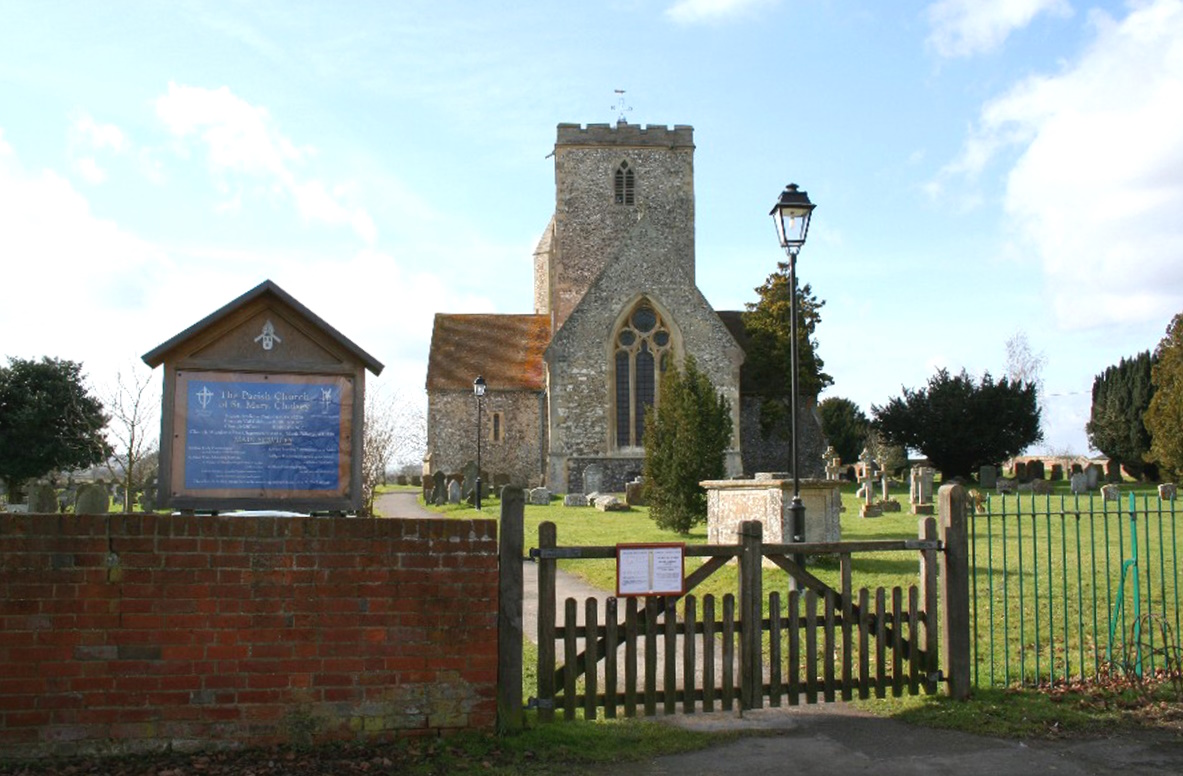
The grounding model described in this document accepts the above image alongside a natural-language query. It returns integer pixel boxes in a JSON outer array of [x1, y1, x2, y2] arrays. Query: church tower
[[537, 123, 743, 493], [534, 123, 696, 334]]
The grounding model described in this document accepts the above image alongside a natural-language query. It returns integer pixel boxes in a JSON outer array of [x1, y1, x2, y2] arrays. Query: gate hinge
[[526, 696, 554, 710]]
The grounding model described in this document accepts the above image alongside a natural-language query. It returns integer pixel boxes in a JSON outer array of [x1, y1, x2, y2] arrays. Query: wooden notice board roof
[[141, 279, 384, 375]]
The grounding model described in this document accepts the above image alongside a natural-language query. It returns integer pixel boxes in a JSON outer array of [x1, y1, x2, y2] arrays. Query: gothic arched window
[[614, 302, 672, 448], [614, 161, 635, 205]]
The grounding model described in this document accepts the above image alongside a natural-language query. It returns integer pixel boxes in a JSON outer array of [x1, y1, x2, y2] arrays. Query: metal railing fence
[[970, 491, 1182, 687]]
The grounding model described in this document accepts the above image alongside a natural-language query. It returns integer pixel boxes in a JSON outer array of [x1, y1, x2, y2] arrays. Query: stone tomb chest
[[142, 280, 383, 513], [702, 475, 842, 546]]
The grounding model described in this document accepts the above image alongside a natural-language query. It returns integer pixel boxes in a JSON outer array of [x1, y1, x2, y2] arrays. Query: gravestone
[[1032, 479, 1054, 495], [1101, 484, 1120, 502], [857, 449, 878, 516], [625, 478, 646, 506], [529, 487, 551, 506], [1159, 483, 1177, 501], [823, 446, 843, 481], [583, 463, 605, 496], [910, 466, 934, 505], [1085, 464, 1101, 491], [28, 483, 57, 513], [1070, 472, 1088, 495], [462, 461, 479, 500], [74, 483, 110, 514], [493, 473, 512, 494], [1029, 460, 1045, 481], [411, 475, 421, 487], [448, 479, 461, 504], [1014, 461, 1029, 482], [996, 478, 1016, 494], [1050, 464, 1063, 481], [594, 495, 628, 512], [979, 465, 997, 490], [431, 471, 446, 505], [1071, 463, 1083, 475], [1106, 461, 1123, 483], [396, 474, 408, 486], [563, 493, 589, 507]]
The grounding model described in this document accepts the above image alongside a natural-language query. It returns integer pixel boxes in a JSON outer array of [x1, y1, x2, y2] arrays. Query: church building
[[425, 121, 821, 494]]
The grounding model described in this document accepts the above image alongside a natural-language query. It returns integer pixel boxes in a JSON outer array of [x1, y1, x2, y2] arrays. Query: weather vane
[[612, 89, 633, 125]]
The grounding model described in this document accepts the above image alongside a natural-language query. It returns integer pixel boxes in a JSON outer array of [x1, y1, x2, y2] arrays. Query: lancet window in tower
[[614, 302, 672, 448], [614, 161, 635, 205]]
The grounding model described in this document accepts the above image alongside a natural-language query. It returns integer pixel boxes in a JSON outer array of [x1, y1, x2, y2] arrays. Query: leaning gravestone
[[1101, 484, 1120, 502], [979, 465, 997, 490], [28, 483, 58, 513], [1070, 472, 1088, 495], [74, 483, 110, 514], [431, 471, 447, 506], [1159, 483, 1177, 501], [529, 487, 551, 506], [582, 463, 605, 496]]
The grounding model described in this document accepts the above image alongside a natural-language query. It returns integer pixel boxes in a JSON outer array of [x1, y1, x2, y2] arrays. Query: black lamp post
[[770, 183, 816, 564], [473, 375, 486, 510]]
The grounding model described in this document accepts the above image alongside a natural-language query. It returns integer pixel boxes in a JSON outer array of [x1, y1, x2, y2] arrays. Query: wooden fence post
[[938, 483, 971, 700], [738, 519, 764, 710], [497, 487, 525, 733], [537, 521, 557, 722]]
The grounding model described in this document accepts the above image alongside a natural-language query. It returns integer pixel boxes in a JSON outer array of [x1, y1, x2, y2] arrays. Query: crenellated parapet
[[556, 122, 694, 148]]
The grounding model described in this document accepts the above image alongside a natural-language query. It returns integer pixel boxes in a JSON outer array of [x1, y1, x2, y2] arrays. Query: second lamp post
[[473, 375, 486, 510]]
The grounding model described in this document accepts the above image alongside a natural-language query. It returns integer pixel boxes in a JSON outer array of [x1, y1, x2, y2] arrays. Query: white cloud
[[67, 111, 128, 185], [0, 128, 172, 373], [939, 0, 1183, 330], [926, 0, 1072, 57], [155, 82, 375, 243], [665, 0, 776, 24]]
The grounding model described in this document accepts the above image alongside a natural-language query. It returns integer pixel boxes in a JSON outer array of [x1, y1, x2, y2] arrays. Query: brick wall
[[0, 513, 499, 758]]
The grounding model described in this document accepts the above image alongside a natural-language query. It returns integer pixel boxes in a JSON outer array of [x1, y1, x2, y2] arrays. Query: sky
[[2, 0, 1181, 462]]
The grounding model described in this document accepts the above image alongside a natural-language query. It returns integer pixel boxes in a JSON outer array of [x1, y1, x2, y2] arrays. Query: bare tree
[[359, 385, 426, 516], [1005, 330, 1047, 450], [1005, 330, 1047, 391], [104, 364, 160, 511]]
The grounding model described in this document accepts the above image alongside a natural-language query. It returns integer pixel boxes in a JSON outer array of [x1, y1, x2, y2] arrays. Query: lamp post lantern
[[473, 375, 486, 510], [770, 183, 815, 566]]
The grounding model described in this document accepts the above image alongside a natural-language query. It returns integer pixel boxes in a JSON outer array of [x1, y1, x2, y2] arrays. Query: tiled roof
[[426, 314, 551, 392]]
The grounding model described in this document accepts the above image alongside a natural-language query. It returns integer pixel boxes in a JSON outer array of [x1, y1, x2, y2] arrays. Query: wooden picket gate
[[496, 486, 972, 731], [528, 517, 944, 721]]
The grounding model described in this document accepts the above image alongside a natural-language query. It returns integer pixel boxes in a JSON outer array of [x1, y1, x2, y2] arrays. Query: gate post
[[938, 483, 971, 700], [537, 521, 557, 722], [497, 487, 525, 733], [738, 520, 764, 710]]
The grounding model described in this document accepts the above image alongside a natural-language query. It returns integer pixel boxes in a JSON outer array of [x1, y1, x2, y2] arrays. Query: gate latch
[[526, 696, 554, 710]]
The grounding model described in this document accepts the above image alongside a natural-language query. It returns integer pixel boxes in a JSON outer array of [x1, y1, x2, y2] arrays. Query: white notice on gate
[[616, 543, 685, 597]]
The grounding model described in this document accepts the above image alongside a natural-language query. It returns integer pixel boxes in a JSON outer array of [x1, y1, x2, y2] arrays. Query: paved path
[[373, 493, 1183, 773], [373, 490, 441, 519]]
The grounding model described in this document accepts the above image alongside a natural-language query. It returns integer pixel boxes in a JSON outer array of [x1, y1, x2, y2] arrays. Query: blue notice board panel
[[178, 373, 349, 494]]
